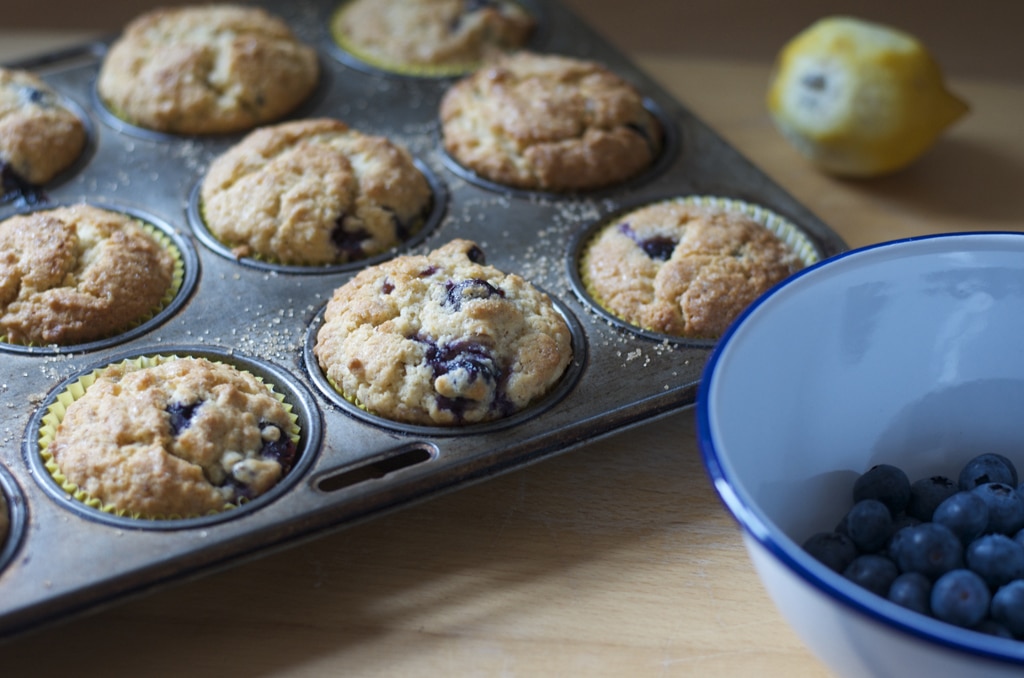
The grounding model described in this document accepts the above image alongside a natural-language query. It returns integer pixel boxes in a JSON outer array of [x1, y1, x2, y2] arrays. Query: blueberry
[[907, 475, 958, 522], [803, 531, 859, 573], [973, 482, 1024, 535], [443, 278, 505, 311], [888, 571, 932, 616], [933, 491, 989, 544], [166, 401, 201, 435], [330, 215, 370, 259], [853, 464, 911, 515], [844, 554, 899, 597], [617, 222, 677, 261], [894, 522, 964, 580], [974, 618, 1015, 639], [1, 161, 46, 205], [258, 422, 298, 474], [464, 243, 486, 264], [883, 514, 921, 560], [930, 569, 991, 628], [965, 534, 1024, 589], [381, 277, 394, 294], [991, 580, 1024, 637], [844, 499, 892, 553], [959, 453, 1018, 490]]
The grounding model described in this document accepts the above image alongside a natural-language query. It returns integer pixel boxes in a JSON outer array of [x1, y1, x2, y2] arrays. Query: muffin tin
[[0, 0, 846, 638]]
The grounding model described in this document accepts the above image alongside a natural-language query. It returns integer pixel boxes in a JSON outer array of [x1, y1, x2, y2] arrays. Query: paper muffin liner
[[0, 214, 186, 349], [327, 0, 539, 78], [575, 195, 822, 342], [36, 354, 302, 521]]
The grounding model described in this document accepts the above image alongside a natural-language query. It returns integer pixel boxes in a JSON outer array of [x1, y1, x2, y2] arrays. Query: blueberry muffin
[[440, 51, 662, 192], [580, 199, 806, 339], [97, 4, 319, 135], [46, 356, 299, 519], [0, 67, 87, 192], [0, 203, 178, 346], [332, 0, 535, 74], [200, 118, 433, 266], [314, 239, 572, 425]]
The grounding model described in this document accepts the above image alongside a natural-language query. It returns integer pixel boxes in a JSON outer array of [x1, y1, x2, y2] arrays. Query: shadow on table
[[5, 412, 728, 677]]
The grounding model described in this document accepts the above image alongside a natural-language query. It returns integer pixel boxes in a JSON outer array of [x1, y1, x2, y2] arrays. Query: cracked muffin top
[[314, 238, 573, 426], [200, 118, 433, 266], [0, 203, 177, 346], [47, 356, 299, 519], [440, 51, 663, 192], [0, 67, 87, 188], [331, 0, 536, 74], [580, 199, 805, 339], [97, 4, 319, 135]]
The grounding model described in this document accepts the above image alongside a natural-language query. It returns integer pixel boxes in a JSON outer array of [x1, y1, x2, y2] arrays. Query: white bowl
[[698, 232, 1024, 677]]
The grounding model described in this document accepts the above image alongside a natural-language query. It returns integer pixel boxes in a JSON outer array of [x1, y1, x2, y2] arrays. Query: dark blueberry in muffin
[[464, 243, 486, 264], [443, 278, 505, 311], [383, 206, 417, 241], [428, 339, 500, 383], [618, 221, 677, 261], [330, 214, 370, 259], [381, 277, 395, 294], [258, 422, 299, 474], [18, 85, 52, 107], [419, 265, 439, 277], [166, 401, 201, 435], [0, 161, 46, 205]]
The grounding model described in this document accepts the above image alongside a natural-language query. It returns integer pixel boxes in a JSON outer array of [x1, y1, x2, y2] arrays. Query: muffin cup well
[[27, 348, 321, 529], [187, 156, 448, 274], [0, 203, 197, 355], [567, 195, 824, 347], [0, 464, 27, 575], [303, 290, 587, 437]]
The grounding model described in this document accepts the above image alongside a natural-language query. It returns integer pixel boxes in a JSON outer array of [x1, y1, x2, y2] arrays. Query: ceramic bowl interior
[[698, 232, 1024, 675]]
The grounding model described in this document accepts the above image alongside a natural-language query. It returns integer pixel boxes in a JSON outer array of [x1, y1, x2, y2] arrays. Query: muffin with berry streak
[[0, 67, 87, 198], [46, 356, 300, 520], [314, 239, 572, 425], [581, 198, 806, 339], [200, 118, 433, 266]]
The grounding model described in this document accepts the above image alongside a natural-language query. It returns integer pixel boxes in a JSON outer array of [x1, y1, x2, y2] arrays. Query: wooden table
[[3, 17, 1023, 678]]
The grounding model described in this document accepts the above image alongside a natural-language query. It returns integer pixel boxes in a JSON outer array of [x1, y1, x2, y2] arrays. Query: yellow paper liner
[[328, 1, 532, 78], [579, 195, 821, 338], [0, 216, 185, 347], [37, 354, 301, 521]]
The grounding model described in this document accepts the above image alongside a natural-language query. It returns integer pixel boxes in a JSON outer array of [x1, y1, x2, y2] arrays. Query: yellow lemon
[[767, 16, 969, 177]]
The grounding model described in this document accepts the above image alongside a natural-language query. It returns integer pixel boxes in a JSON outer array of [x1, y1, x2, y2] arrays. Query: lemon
[[766, 16, 969, 177]]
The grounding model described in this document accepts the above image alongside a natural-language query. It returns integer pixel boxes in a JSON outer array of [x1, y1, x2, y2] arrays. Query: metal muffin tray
[[0, 0, 847, 639]]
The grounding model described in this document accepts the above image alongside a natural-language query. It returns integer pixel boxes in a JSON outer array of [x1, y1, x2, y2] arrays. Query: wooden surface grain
[[2, 4, 1023, 676]]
